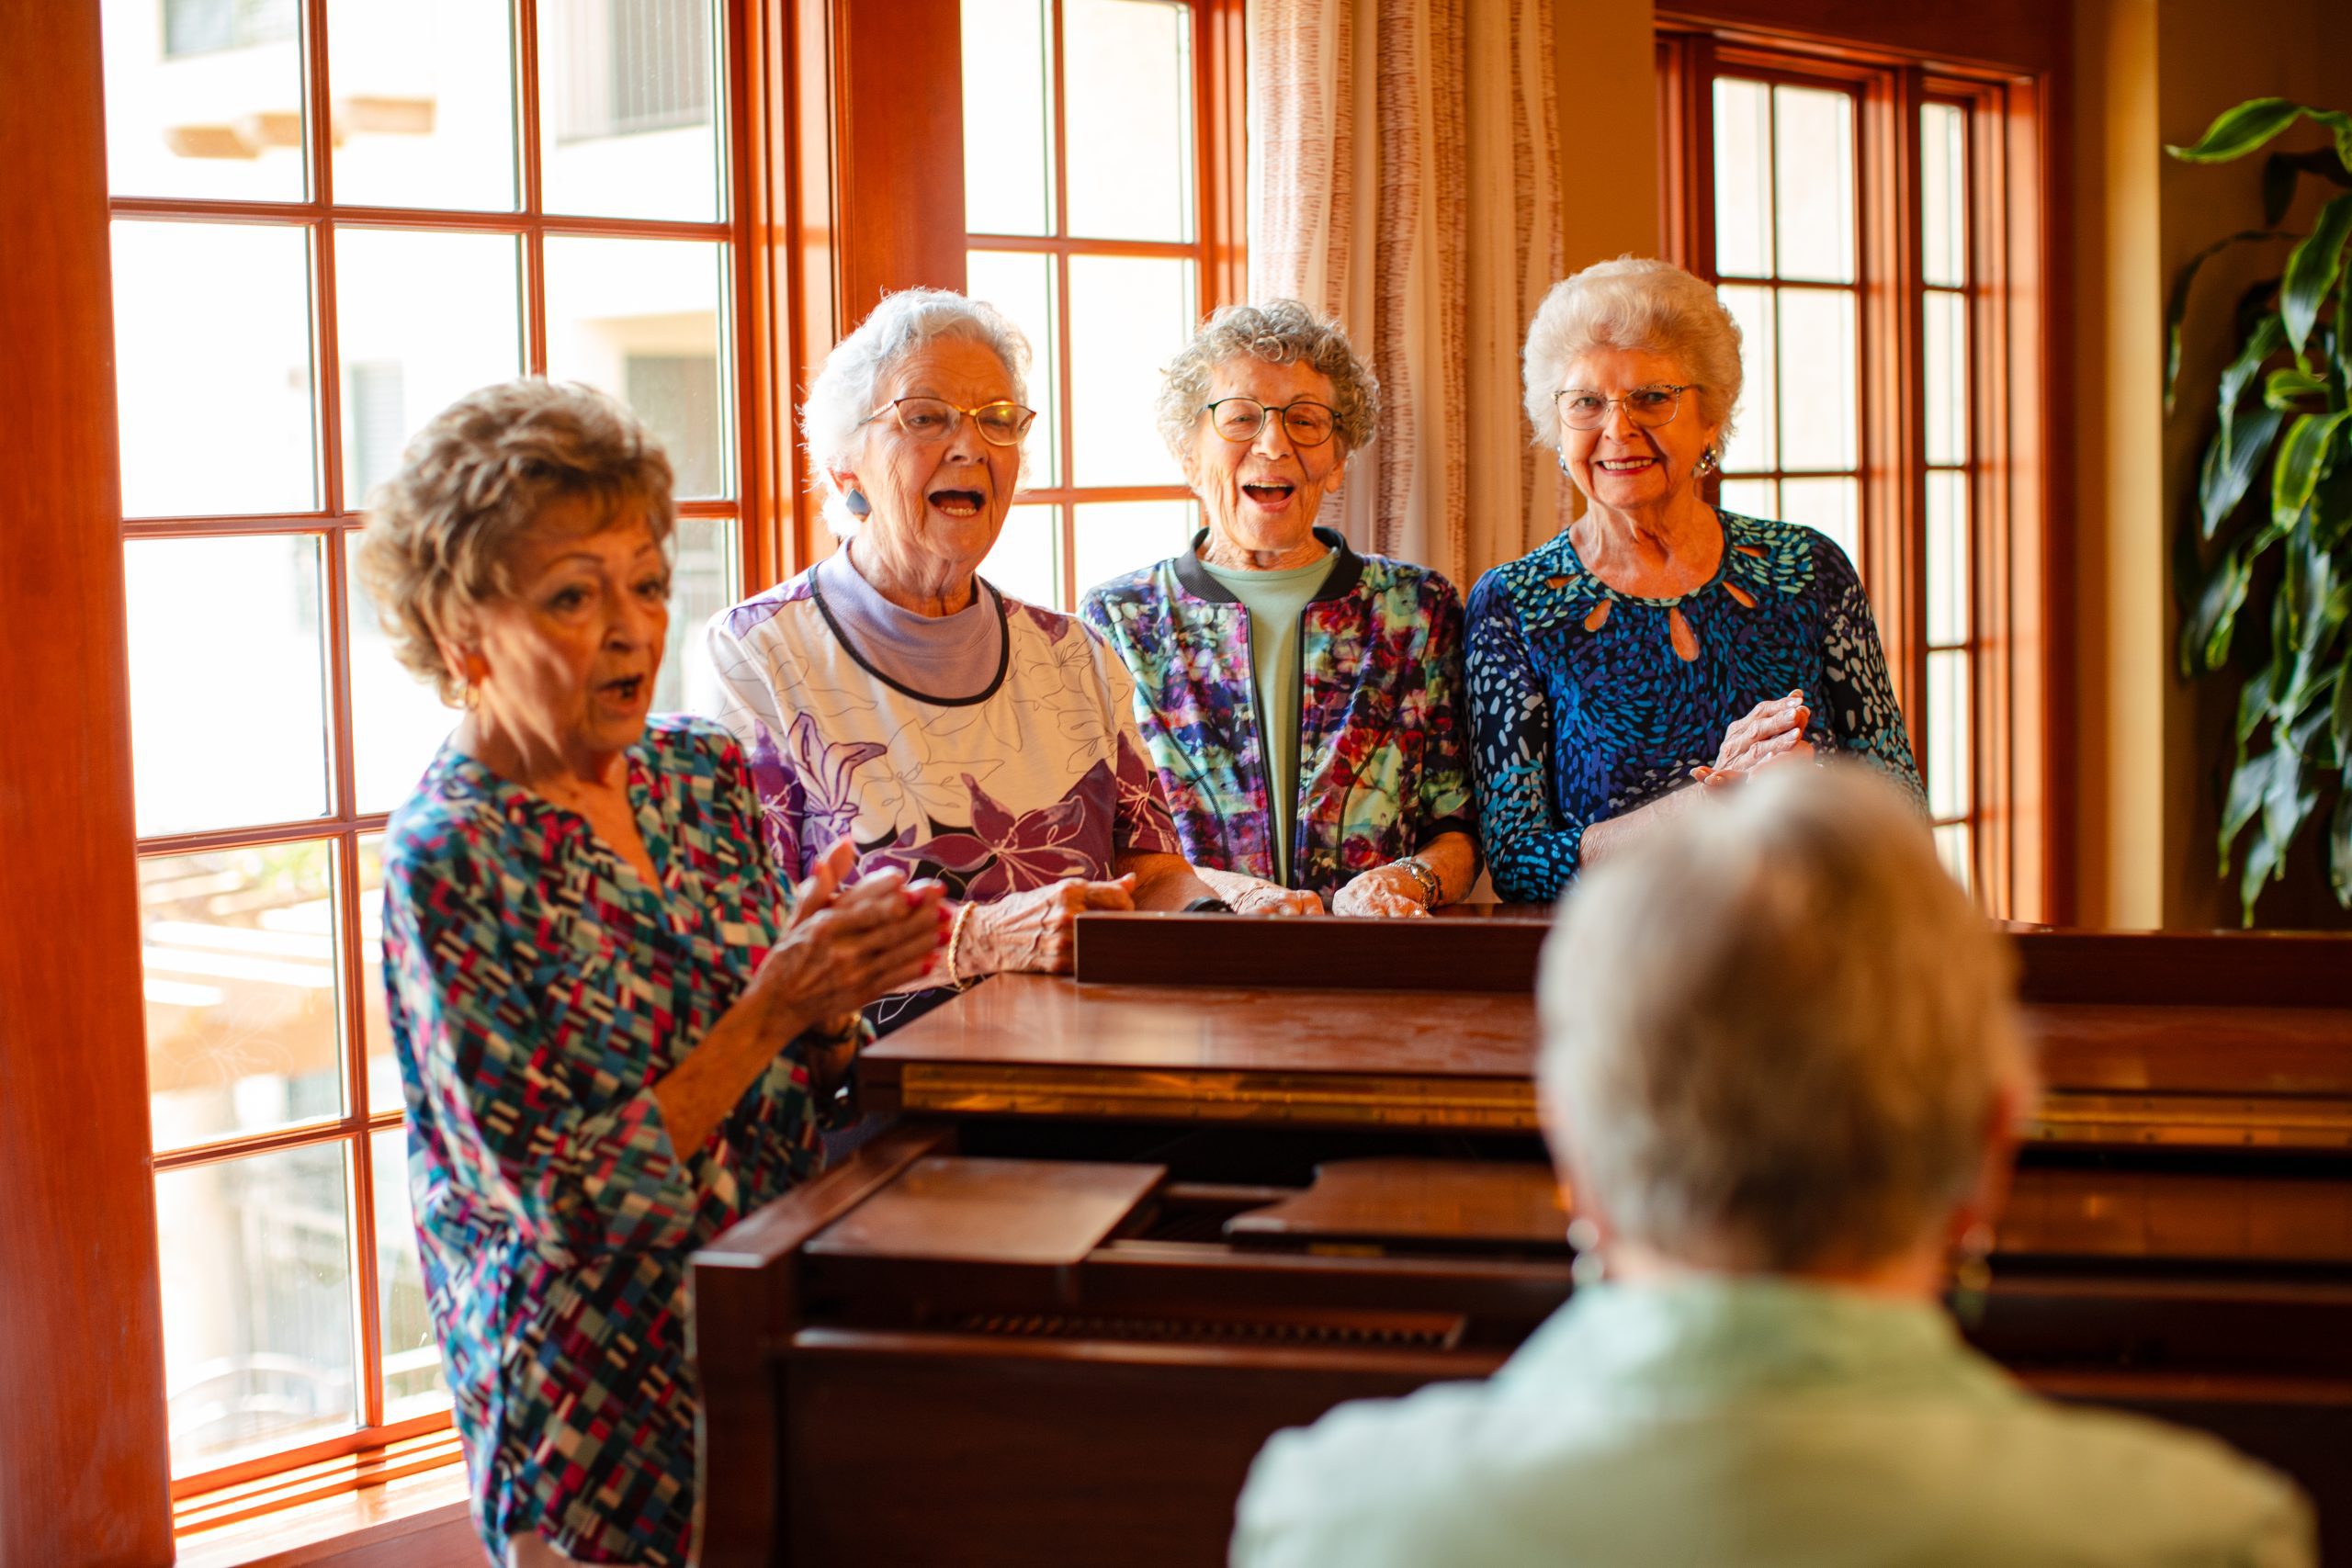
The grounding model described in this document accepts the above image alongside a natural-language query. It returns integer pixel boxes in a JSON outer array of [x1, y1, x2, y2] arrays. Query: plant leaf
[[2282, 192, 2352, 356], [2332, 788, 2352, 908], [2181, 544, 2253, 674], [2272, 409, 2352, 529], [2264, 152, 2302, 226], [2334, 648, 2352, 763], [2166, 233, 2284, 412], [2264, 366, 2330, 408], [2315, 108, 2352, 176], [2221, 746, 2277, 874], [2170, 98, 2308, 164], [2243, 659, 2281, 745], [2217, 315, 2287, 458], [2202, 405, 2286, 539], [2255, 739, 2319, 917]]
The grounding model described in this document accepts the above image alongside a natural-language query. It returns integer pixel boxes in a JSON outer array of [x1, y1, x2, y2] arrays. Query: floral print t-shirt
[[381, 716, 823, 1567], [1080, 528, 1477, 901], [694, 566, 1183, 1031], [1465, 510, 1926, 903]]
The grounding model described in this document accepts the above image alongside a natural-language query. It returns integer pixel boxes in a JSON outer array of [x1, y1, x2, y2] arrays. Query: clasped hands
[[1692, 688, 1817, 792]]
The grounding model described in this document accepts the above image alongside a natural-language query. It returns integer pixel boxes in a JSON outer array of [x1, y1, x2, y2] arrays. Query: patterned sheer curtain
[[1250, 0, 1566, 588]]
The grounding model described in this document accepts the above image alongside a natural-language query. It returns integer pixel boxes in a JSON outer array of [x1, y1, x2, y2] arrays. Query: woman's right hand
[[965, 875, 1138, 975], [751, 867, 945, 1035], [1695, 689, 1815, 788]]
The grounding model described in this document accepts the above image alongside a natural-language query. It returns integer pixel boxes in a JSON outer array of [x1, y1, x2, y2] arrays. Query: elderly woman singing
[[1081, 301, 1477, 918], [695, 289, 1220, 1032], [365, 381, 944, 1566], [1236, 765, 2313, 1568], [1466, 257, 1924, 902]]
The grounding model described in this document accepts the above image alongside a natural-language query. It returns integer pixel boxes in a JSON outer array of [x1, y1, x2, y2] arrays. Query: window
[[962, 0, 1225, 610], [99, 0, 760, 1517], [1657, 31, 2048, 915]]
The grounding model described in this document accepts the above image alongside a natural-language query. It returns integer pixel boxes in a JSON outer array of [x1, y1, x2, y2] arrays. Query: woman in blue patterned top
[[1465, 257, 1923, 900], [360, 381, 944, 1567]]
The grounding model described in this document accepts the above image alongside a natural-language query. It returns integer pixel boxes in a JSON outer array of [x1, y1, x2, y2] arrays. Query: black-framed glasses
[[861, 396, 1037, 446], [1555, 383, 1695, 432], [1203, 397, 1339, 447]]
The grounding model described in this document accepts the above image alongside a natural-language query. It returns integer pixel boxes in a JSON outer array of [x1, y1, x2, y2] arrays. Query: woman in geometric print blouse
[[361, 380, 944, 1568], [1465, 257, 1925, 902]]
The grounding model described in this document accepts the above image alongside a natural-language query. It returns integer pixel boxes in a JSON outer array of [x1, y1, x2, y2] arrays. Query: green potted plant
[[2168, 98, 2352, 922]]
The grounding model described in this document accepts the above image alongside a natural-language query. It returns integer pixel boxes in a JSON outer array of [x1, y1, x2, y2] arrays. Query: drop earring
[[844, 488, 872, 518], [1566, 1215, 1606, 1289], [1694, 447, 1720, 477]]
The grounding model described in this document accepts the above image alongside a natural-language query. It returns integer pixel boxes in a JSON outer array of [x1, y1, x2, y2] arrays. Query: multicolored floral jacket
[[1080, 528, 1477, 899]]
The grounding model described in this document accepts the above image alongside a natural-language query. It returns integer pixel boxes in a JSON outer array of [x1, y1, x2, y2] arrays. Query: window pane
[[963, 0, 1055, 235], [981, 502, 1062, 609], [1771, 85, 1855, 284], [1928, 648, 1972, 818], [1775, 288, 1857, 472], [141, 841, 345, 1152], [1069, 254, 1196, 487], [1065, 0, 1194, 242], [372, 1127, 452, 1421], [1717, 477, 1777, 522], [1934, 821, 1973, 895], [1921, 103, 1968, 289], [1073, 499, 1193, 599], [345, 534, 457, 817], [337, 229, 526, 505], [103, 0, 309, 202], [1923, 289, 1969, 468], [156, 1142, 358, 1474], [1778, 477, 1859, 570], [1711, 78, 1773, 279], [327, 0, 519, 210], [539, 0, 723, 221], [967, 250, 1062, 487], [1927, 469, 1970, 647], [654, 514, 740, 713], [357, 833, 399, 1113], [544, 236, 732, 499], [1715, 284, 1776, 474], [127, 535, 332, 835], [113, 220, 319, 518]]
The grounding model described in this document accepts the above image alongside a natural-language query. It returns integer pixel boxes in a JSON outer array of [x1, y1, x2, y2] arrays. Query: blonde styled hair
[[356, 379, 676, 705], [1537, 763, 2032, 1272], [1521, 256, 1743, 454]]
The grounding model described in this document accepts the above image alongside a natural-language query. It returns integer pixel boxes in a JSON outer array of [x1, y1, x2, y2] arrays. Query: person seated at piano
[[695, 288, 1223, 1033], [1465, 256, 1923, 902], [1080, 300, 1477, 918], [1233, 763, 2313, 1568], [362, 380, 946, 1567]]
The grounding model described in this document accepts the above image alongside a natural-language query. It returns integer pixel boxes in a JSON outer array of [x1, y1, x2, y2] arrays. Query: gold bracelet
[[943, 900, 974, 989]]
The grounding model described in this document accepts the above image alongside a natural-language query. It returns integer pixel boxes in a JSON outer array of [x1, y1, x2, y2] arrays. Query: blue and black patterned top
[[1464, 510, 1925, 902], [382, 716, 827, 1566]]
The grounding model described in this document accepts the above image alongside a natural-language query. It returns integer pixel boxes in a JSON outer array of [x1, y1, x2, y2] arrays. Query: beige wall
[[2074, 0, 2352, 927]]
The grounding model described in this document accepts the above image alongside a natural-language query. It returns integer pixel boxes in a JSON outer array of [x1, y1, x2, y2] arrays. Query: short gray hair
[[356, 379, 676, 705], [801, 288, 1032, 535], [1157, 299, 1380, 469], [1537, 764, 2031, 1272], [1521, 256, 1742, 455]]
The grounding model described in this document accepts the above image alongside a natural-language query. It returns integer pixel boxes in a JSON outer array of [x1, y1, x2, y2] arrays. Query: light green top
[[1199, 548, 1334, 886], [1233, 1277, 2313, 1568]]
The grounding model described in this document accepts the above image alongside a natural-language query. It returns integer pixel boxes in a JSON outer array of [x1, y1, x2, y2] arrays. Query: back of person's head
[[1538, 764, 2033, 1273]]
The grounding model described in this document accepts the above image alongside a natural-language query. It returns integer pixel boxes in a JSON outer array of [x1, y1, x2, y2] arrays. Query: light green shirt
[[1199, 548, 1335, 886], [1233, 1277, 2312, 1568]]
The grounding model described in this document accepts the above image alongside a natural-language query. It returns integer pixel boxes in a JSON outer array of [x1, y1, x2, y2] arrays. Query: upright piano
[[695, 917, 2352, 1567]]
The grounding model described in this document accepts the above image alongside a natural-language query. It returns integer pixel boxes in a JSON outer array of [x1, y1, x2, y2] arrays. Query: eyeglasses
[[861, 396, 1037, 446], [1555, 383, 1695, 432], [1203, 397, 1340, 447]]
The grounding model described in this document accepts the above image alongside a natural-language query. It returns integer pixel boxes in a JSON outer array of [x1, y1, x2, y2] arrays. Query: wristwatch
[[1394, 855, 1442, 908], [1181, 896, 1235, 914]]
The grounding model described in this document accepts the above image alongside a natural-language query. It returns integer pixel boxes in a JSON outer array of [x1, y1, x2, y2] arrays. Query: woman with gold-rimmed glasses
[[1082, 299, 1479, 918], [694, 288, 1225, 1033], [1464, 257, 1923, 903]]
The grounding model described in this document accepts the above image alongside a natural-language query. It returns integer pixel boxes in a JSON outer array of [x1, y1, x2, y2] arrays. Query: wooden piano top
[[857, 919, 2352, 1151]]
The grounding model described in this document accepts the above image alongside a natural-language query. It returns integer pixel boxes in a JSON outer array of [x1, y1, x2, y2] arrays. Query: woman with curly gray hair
[[1080, 300, 1478, 918], [1465, 257, 1924, 904], [362, 379, 944, 1566], [695, 289, 1222, 1033]]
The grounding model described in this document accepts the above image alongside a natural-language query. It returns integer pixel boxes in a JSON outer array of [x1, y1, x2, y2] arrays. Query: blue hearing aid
[[844, 488, 871, 517]]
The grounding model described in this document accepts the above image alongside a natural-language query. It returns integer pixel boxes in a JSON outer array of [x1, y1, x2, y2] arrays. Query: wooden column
[[828, 0, 969, 317], [0, 6, 174, 1568]]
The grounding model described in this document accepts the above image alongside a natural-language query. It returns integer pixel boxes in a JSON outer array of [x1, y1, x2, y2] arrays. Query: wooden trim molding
[[0, 5, 175, 1564]]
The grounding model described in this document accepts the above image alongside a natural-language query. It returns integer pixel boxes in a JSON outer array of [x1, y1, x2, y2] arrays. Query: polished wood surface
[[0, 4, 174, 1563], [807, 1157, 1166, 1266], [1226, 1159, 1569, 1250], [1076, 907, 1551, 990]]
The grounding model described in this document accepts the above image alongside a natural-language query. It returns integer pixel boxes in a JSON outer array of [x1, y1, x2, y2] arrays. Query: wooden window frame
[[1657, 20, 2059, 920]]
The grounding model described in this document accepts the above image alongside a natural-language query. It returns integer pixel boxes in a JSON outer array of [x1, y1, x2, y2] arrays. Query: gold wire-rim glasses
[[1202, 397, 1340, 447], [1555, 383, 1696, 432], [861, 396, 1039, 446]]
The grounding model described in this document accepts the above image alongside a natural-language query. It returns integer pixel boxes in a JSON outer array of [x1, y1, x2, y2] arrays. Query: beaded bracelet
[[943, 900, 974, 989]]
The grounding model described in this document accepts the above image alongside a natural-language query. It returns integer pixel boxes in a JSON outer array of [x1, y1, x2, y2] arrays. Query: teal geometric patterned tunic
[[381, 716, 821, 1566], [1465, 511, 1925, 902]]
